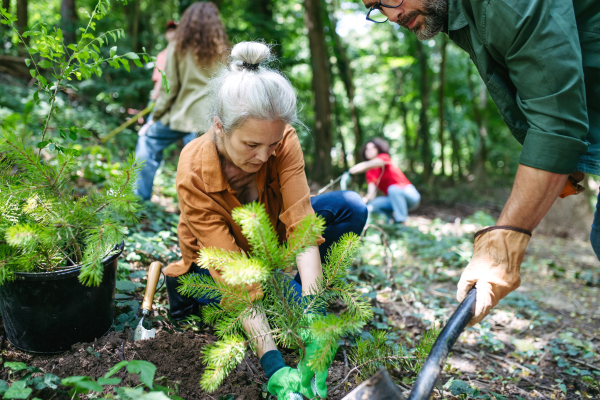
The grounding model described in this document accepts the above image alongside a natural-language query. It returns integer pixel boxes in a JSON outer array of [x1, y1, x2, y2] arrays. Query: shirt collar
[[201, 130, 230, 194], [447, 0, 468, 31]]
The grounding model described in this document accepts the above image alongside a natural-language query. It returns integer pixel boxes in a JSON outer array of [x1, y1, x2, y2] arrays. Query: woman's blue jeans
[[367, 184, 421, 223], [167, 190, 368, 319], [134, 120, 196, 200], [591, 191, 600, 261]]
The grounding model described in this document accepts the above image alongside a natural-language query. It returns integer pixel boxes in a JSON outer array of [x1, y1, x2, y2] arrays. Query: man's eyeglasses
[[366, 0, 404, 23]]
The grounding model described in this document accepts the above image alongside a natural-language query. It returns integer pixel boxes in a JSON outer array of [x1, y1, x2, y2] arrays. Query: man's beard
[[397, 0, 448, 40]]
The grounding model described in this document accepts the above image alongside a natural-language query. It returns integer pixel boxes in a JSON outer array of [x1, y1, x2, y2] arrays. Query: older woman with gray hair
[[164, 42, 367, 398]]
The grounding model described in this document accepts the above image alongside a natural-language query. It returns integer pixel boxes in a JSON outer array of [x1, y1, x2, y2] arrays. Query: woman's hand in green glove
[[268, 367, 316, 400], [298, 340, 336, 398]]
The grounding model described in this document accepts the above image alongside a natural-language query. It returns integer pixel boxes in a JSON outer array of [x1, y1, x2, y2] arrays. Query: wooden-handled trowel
[[133, 261, 163, 341]]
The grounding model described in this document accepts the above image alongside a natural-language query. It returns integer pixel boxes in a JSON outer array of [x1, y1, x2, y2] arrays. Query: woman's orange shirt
[[164, 125, 324, 300]]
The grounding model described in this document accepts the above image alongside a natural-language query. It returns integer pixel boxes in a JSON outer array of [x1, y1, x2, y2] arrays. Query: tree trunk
[[329, 0, 362, 165], [304, 0, 333, 184], [60, 0, 77, 46], [451, 129, 462, 181], [130, 0, 141, 52], [438, 36, 447, 177], [16, 0, 27, 44], [417, 41, 432, 181], [467, 71, 488, 176]]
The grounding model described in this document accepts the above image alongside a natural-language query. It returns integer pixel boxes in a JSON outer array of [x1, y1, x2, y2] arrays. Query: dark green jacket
[[446, 0, 599, 175]]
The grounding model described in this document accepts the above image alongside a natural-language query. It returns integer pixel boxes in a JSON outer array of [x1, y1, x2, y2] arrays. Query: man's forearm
[[497, 164, 568, 231]]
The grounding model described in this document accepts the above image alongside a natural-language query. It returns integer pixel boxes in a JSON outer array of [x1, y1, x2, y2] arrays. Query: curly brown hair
[[175, 2, 230, 66]]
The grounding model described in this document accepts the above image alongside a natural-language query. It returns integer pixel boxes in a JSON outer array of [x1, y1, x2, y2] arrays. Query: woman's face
[[215, 117, 286, 173], [365, 142, 379, 160]]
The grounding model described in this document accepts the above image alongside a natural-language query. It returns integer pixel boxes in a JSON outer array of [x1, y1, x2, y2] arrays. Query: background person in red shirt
[[349, 137, 421, 223]]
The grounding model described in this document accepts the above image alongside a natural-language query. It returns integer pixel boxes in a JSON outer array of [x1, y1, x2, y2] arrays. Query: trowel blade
[[133, 320, 156, 341]]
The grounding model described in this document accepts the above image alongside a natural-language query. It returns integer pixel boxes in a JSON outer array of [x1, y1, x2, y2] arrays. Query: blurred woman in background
[[135, 2, 230, 200], [349, 137, 421, 224]]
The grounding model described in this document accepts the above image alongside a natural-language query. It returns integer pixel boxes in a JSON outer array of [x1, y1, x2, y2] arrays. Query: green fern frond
[[231, 203, 282, 268], [199, 335, 247, 393]]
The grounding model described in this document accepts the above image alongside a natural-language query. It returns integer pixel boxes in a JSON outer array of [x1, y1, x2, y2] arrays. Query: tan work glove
[[457, 227, 532, 326]]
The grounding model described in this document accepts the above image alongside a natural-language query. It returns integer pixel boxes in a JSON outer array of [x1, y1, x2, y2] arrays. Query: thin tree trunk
[[451, 129, 462, 181], [467, 71, 488, 176], [304, 0, 333, 184], [131, 0, 141, 52], [16, 0, 27, 45], [329, 0, 362, 165], [438, 36, 447, 177], [60, 0, 77, 46], [417, 41, 432, 180]]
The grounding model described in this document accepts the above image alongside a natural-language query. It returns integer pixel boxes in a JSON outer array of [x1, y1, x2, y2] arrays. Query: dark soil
[[0, 326, 353, 400]]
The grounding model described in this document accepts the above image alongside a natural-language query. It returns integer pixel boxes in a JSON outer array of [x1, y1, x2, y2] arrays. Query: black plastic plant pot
[[0, 242, 124, 354]]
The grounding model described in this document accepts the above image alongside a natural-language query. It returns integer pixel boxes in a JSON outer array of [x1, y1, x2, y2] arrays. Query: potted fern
[[0, 1, 153, 353]]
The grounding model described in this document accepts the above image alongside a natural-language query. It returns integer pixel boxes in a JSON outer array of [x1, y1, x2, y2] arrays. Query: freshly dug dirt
[[0, 329, 264, 400], [0, 328, 352, 400]]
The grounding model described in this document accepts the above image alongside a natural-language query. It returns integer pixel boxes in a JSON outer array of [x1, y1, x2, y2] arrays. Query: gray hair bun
[[230, 41, 273, 72], [206, 41, 299, 134]]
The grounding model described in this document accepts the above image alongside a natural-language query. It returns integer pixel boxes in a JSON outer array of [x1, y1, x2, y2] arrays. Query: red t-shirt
[[365, 153, 411, 195]]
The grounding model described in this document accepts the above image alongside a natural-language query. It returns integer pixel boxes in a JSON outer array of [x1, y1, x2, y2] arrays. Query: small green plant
[[178, 203, 374, 392], [0, 0, 153, 286], [0, 360, 182, 400]]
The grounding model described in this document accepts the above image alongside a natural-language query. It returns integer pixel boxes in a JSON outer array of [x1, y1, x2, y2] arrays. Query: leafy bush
[[0, 0, 156, 285]]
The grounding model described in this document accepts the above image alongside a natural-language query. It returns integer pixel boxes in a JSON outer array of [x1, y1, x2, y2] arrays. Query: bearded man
[[361, 0, 600, 325]]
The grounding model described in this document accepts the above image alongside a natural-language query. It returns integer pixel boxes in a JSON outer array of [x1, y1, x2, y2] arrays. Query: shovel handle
[[407, 288, 477, 400], [141, 261, 163, 313]]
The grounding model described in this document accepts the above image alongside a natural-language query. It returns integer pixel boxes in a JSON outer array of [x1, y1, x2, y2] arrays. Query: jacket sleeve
[[485, 0, 589, 173], [177, 183, 263, 303], [153, 43, 180, 120], [276, 127, 325, 245]]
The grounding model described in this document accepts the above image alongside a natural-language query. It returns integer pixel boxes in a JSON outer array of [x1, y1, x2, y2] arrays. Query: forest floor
[[1, 174, 599, 400]]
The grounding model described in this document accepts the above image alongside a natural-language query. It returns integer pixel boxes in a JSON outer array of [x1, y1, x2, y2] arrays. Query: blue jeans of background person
[[367, 184, 421, 223], [167, 190, 368, 318], [134, 120, 196, 200], [591, 191, 600, 261]]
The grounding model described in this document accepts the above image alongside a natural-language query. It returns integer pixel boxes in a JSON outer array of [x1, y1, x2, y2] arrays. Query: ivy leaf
[[133, 59, 143, 68], [4, 363, 27, 372], [120, 58, 130, 73], [110, 46, 117, 58], [35, 141, 49, 149], [77, 128, 91, 138], [3, 381, 32, 399], [29, 70, 36, 78], [68, 130, 77, 141], [0, 380, 8, 395], [124, 52, 139, 60], [24, 59, 30, 67]]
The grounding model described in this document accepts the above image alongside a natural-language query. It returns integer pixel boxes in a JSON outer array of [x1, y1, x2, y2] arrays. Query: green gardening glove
[[268, 367, 316, 400], [298, 340, 336, 398]]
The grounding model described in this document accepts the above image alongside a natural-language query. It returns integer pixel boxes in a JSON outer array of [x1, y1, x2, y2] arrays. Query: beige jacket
[[153, 43, 218, 133]]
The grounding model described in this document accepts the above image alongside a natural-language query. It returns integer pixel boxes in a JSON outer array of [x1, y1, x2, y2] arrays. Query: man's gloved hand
[[298, 340, 335, 398], [457, 227, 532, 326], [268, 367, 315, 400]]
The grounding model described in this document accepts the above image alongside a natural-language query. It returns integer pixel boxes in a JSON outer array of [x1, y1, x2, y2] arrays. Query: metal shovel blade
[[341, 368, 407, 400], [133, 317, 156, 341]]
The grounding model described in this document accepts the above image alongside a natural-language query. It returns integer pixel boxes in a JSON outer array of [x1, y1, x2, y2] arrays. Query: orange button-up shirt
[[165, 125, 324, 299]]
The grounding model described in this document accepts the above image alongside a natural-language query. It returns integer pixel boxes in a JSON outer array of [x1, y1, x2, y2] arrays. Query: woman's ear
[[213, 117, 224, 137]]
